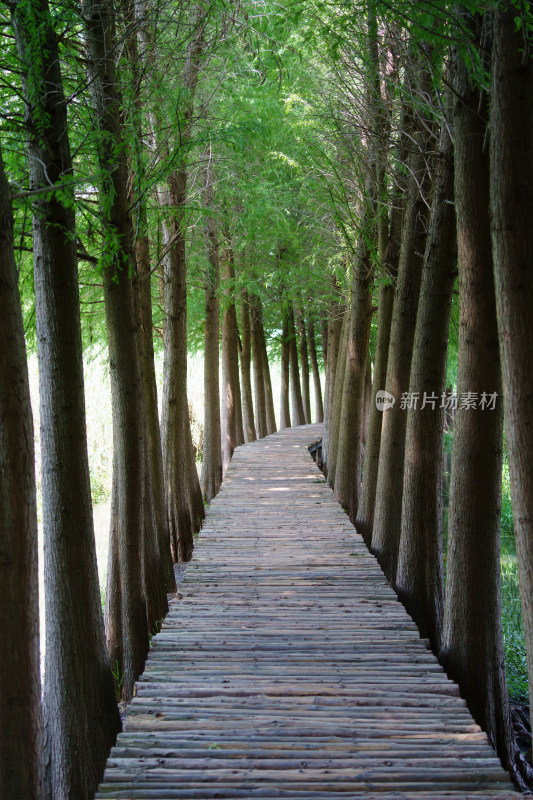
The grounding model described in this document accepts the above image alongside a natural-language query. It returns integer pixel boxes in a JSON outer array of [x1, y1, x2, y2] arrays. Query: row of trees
[[317, 0, 533, 789], [1, 0, 329, 797], [2, 0, 533, 798]]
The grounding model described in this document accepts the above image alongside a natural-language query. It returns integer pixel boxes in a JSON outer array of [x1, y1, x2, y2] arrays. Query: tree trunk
[[308, 316, 324, 423], [250, 296, 268, 439], [288, 305, 306, 426], [371, 62, 433, 584], [136, 229, 176, 594], [491, 0, 533, 725], [239, 290, 257, 442], [321, 315, 329, 370], [280, 307, 292, 429], [221, 232, 242, 470], [15, 2, 121, 796], [362, 353, 372, 447], [326, 312, 349, 488], [443, 15, 518, 781], [261, 326, 277, 435], [396, 119, 456, 655], [334, 246, 374, 522], [156, 14, 205, 561], [0, 144, 43, 800], [201, 150, 222, 502], [83, 0, 150, 704], [322, 294, 344, 475], [296, 308, 312, 424], [123, 2, 174, 604], [356, 284, 394, 546]]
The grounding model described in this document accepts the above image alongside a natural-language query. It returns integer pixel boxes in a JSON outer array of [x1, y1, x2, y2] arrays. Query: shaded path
[[97, 424, 518, 798]]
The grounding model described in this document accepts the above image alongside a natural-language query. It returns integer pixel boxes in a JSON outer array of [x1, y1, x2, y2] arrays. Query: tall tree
[[83, 0, 150, 702], [307, 315, 324, 423], [143, 3, 206, 560], [288, 304, 306, 426], [201, 147, 222, 501], [296, 307, 312, 423], [334, 3, 381, 521], [239, 289, 257, 441], [491, 0, 533, 724], [443, 12, 518, 781], [221, 223, 243, 470], [0, 144, 43, 800], [371, 57, 433, 583], [13, 0, 121, 795], [280, 305, 292, 429], [396, 117, 456, 654]]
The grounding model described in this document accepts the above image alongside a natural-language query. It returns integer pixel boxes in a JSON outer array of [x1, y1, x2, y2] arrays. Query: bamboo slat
[[96, 424, 518, 799]]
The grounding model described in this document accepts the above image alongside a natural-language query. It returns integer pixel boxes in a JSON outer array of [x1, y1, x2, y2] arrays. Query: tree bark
[[280, 307, 292, 429], [356, 284, 394, 546], [491, 0, 533, 725], [334, 247, 374, 522], [308, 316, 324, 423], [288, 305, 306, 426], [200, 150, 222, 502], [322, 291, 344, 476], [443, 15, 518, 780], [221, 229, 243, 470], [362, 352, 372, 447], [0, 143, 43, 800], [371, 61, 433, 584], [14, 1, 121, 795], [83, 0, 150, 703], [250, 296, 268, 439], [153, 13, 205, 561], [296, 308, 312, 424], [261, 326, 277, 435], [326, 311, 349, 489], [396, 119, 456, 655], [239, 290, 257, 441], [123, 0, 174, 604]]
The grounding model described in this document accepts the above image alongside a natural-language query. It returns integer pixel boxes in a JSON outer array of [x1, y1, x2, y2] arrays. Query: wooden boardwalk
[[97, 424, 519, 799]]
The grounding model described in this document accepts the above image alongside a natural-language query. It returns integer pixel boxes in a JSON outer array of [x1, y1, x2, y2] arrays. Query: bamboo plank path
[[97, 424, 519, 799]]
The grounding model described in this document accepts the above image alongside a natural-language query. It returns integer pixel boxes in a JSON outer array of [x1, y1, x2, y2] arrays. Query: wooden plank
[[97, 424, 519, 799]]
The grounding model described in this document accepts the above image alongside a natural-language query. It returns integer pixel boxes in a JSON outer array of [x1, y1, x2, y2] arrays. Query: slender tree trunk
[[491, 0, 533, 726], [155, 15, 205, 560], [326, 312, 349, 488], [260, 326, 277, 434], [443, 16, 518, 781], [322, 295, 344, 475], [288, 305, 306, 426], [250, 296, 268, 439], [0, 144, 43, 800], [362, 353, 372, 447], [201, 150, 222, 502], [280, 307, 292, 429], [296, 308, 312, 423], [356, 284, 394, 546], [15, 2, 121, 796], [221, 232, 242, 470], [240, 290, 257, 441], [83, 0, 150, 703], [308, 316, 324, 423], [371, 62, 433, 584], [396, 120, 456, 655], [334, 246, 374, 521], [321, 315, 329, 370], [124, 2, 174, 604], [136, 230, 176, 594]]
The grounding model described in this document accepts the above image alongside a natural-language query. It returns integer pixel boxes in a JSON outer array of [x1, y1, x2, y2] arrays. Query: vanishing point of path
[[97, 424, 519, 799]]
